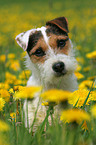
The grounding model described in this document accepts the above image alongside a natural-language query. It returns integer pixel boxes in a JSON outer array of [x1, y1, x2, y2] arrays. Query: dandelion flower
[[13, 85, 24, 91], [83, 66, 91, 72], [76, 57, 84, 64], [10, 60, 20, 71], [9, 88, 14, 94], [0, 89, 10, 102], [88, 76, 96, 81], [10, 112, 16, 122], [75, 72, 84, 80], [68, 89, 91, 107], [0, 98, 5, 111], [7, 53, 15, 59], [5, 72, 17, 85], [14, 86, 42, 99], [79, 80, 94, 89], [60, 109, 90, 124], [76, 64, 81, 72], [0, 83, 10, 90], [86, 51, 96, 59], [41, 102, 49, 106], [90, 91, 96, 101], [19, 70, 31, 80], [41, 89, 72, 103], [0, 54, 6, 62]]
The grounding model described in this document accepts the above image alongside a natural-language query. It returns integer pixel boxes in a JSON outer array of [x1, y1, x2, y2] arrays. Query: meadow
[[0, 0, 96, 144]]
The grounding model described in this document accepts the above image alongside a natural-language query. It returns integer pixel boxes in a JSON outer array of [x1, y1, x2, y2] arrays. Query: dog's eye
[[57, 39, 66, 48], [34, 47, 45, 57]]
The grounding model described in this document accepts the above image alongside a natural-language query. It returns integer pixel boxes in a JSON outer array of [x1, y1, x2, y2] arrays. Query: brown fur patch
[[48, 34, 70, 55], [29, 37, 48, 63], [27, 30, 43, 54]]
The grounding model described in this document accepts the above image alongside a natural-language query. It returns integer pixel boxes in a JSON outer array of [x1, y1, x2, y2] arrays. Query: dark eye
[[33, 47, 45, 57], [57, 39, 66, 48]]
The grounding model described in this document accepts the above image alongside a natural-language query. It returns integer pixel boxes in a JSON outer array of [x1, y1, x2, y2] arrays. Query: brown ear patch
[[27, 31, 43, 54], [46, 17, 69, 33]]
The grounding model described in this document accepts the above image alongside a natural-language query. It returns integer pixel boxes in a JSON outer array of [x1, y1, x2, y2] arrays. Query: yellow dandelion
[[83, 66, 91, 72], [90, 104, 96, 118], [90, 91, 96, 101], [10, 60, 20, 71], [9, 88, 14, 94], [0, 54, 6, 62], [0, 83, 10, 90], [7, 53, 15, 59], [0, 89, 10, 102], [76, 57, 84, 64], [68, 89, 91, 107], [5, 59, 13, 68], [10, 112, 16, 122], [88, 76, 96, 80], [13, 79, 23, 85], [41, 102, 49, 106], [79, 80, 94, 89], [86, 51, 96, 59], [75, 72, 84, 80], [14, 86, 42, 99], [0, 98, 5, 111], [76, 64, 82, 72], [41, 89, 72, 103], [13, 85, 24, 91], [0, 120, 9, 131], [5, 72, 17, 85], [5, 71, 17, 80], [60, 109, 90, 124], [19, 70, 31, 80]]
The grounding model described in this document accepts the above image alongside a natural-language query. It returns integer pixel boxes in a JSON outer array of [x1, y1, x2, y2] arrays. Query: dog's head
[[16, 17, 77, 86]]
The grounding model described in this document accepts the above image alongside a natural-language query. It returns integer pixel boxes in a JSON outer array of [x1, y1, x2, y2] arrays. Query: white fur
[[37, 27, 48, 45], [16, 26, 78, 131]]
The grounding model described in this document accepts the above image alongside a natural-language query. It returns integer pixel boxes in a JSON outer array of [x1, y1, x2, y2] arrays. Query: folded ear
[[46, 17, 69, 33], [15, 29, 36, 51]]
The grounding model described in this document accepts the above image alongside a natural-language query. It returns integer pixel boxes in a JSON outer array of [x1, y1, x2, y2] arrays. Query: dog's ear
[[46, 17, 69, 33], [15, 29, 36, 51]]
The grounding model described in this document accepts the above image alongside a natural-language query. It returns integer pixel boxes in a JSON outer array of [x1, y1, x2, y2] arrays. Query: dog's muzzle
[[52, 61, 67, 76]]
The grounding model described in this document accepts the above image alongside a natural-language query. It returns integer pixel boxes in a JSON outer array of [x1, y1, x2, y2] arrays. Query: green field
[[0, 0, 96, 145]]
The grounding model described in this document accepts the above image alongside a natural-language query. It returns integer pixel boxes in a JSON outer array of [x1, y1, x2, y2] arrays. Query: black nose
[[52, 62, 65, 73]]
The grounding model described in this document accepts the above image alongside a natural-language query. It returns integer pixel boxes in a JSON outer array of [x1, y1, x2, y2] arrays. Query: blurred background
[[0, 0, 96, 83]]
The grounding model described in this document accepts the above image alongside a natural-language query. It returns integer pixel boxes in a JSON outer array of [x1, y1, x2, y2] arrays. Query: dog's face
[[16, 17, 77, 85]]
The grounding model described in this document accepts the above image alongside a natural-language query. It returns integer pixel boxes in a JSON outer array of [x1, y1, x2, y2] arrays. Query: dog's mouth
[[54, 69, 67, 77]]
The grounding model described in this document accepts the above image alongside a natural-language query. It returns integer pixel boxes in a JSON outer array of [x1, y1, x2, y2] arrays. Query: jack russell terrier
[[15, 17, 78, 130]]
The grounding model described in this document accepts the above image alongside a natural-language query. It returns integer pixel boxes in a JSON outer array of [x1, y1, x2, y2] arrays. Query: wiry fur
[[25, 41, 78, 91], [15, 18, 78, 131], [23, 40, 78, 130]]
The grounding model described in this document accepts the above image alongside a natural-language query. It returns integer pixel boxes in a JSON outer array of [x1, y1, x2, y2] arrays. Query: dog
[[15, 17, 78, 130]]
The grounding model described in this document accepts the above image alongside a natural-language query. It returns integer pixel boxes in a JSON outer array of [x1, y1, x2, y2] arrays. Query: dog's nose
[[52, 62, 65, 73]]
